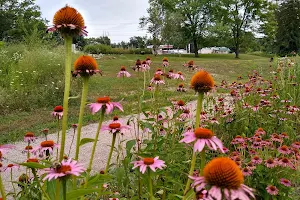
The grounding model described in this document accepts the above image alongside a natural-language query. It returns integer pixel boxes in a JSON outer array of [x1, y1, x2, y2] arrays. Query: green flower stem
[[183, 151, 196, 199], [57, 118, 60, 159], [148, 169, 154, 200], [55, 180, 60, 200], [62, 179, 67, 200], [10, 169, 16, 199], [200, 150, 206, 175], [59, 36, 73, 161], [75, 76, 90, 160], [32, 169, 50, 200], [105, 132, 117, 173], [195, 92, 204, 128], [0, 173, 6, 200], [183, 92, 204, 199], [143, 71, 146, 96], [87, 108, 105, 172]]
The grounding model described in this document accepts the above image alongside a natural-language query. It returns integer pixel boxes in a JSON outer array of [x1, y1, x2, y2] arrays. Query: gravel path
[[2, 96, 232, 195]]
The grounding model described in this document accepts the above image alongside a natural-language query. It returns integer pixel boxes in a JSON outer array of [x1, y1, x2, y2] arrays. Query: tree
[[259, 1, 278, 53], [128, 36, 147, 48], [162, 0, 212, 57], [215, 0, 265, 58], [0, 0, 46, 41], [140, 0, 164, 55], [85, 36, 111, 46], [275, 0, 300, 55]]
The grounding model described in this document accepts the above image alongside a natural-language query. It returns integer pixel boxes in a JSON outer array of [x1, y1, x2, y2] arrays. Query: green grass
[[0, 44, 272, 144]]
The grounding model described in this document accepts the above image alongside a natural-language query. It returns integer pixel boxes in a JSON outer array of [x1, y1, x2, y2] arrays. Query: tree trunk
[[193, 39, 199, 57], [235, 46, 239, 58]]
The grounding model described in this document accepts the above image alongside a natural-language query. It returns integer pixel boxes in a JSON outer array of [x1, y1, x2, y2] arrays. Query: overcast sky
[[36, 0, 149, 43]]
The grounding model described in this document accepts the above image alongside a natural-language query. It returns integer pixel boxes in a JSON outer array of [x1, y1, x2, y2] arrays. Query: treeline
[[1, 0, 300, 57], [140, 0, 300, 57]]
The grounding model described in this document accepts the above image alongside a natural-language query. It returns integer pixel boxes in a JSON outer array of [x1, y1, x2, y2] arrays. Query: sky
[[36, 0, 149, 43]]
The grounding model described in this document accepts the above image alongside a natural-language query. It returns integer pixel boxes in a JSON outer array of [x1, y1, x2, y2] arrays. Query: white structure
[[199, 47, 230, 54]]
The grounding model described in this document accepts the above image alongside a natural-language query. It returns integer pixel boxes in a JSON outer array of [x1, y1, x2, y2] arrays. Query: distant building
[[199, 47, 231, 54], [147, 44, 187, 55]]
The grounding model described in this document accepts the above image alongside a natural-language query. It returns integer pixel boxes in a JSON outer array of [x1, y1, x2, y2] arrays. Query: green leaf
[[66, 189, 110, 199], [80, 138, 95, 146], [126, 139, 136, 154], [19, 162, 47, 169]]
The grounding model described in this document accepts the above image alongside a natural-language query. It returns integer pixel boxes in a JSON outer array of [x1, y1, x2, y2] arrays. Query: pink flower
[[32, 140, 59, 157], [24, 132, 37, 143], [242, 167, 252, 176], [147, 85, 153, 91], [252, 105, 260, 111], [89, 96, 123, 114], [150, 74, 165, 85], [142, 61, 150, 70], [132, 156, 166, 174], [42, 159, 85, 181], [180, 109, 192, 120], [266, 185, 279, 195], [22, 145, 34, 154], [101, 123, 130, 133], [278, 145, 291, 154], [117, 66, 131, 78], [173, 72, 185, 80], [280, 178, 291, 187], [180, 128, 224, 153], [52, 105, 63, 119], [265, 158, 277, 168], [4, 164, 19, 171], [190, 158, 255, 200], [291, 142, 300, 149], [251, 156, 262, 164], [278, 157, 295, 169], [109, 198, 119, 200], [155, 69, 163, 75]]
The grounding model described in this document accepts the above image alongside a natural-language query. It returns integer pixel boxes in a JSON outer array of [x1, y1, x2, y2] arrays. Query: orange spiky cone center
[[74, 55, 98, 71], [163, 57, 168, 62], [109, 123, 121, 129], [25, 132, 35, 137], [97, 97, 110, 103], [177, 100, 185, 106], [190, 70, 214, 93], [204, 157, 244, 189], [120, 66, 126, 71], [143, 158, 154, 165], [54, 106, 63, 112], [56, 165, 72, 173], [7, 164, 14, 168], [53, 6, 84, 28], [25, 146, 33, 150], [154, 74, 161, 81], [40, 140, 55, 147], [113, 116, 119, 121], [194, 128, 214, 139]]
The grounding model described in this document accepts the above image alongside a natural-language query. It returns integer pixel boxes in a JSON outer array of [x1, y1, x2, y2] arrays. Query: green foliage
[[0, 0, 46, 42], [276, 0, 300, 56], [83, 44, 151, 54]]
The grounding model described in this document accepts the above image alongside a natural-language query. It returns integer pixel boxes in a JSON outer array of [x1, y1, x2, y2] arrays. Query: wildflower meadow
[[0, 4, 300, 200]]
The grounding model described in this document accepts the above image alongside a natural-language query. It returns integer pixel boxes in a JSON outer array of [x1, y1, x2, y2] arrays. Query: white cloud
[[36, 0, 149, 43]]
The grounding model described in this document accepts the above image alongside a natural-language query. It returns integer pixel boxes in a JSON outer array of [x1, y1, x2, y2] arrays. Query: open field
[[0, 45, 272, 144]]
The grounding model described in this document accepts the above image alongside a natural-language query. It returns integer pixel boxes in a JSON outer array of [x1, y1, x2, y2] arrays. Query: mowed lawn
[[0, 52, 272, 143]]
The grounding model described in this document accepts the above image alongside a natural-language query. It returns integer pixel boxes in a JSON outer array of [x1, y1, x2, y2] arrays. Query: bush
[[83, 44, 152, 54]]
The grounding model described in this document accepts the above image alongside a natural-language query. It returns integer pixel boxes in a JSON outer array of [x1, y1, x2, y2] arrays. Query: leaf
[[46, 179, 57, 200], [19, 162, 47, 169], [80, 138, 95, 146], [126, 139, 136, 154], [66, 189, 110, 199]]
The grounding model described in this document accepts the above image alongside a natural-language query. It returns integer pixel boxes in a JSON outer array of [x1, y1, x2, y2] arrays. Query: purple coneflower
[[242, 167, 252, 176], [4, 164, 19, 171], [52, 105, 63, 119], [278, 145, 291, 154], [266, 185, 279, 195], [150, 74, 165, 85], [101, 122, 130, 134], [265, 158, 277, 168], [24, 132, 37, 143], [190, 157, 255, 200], [89, 96, 123, 114], [33, 140, 59, 156], [155, 68, 163, 75], [280, 178, 291, 187], [173, 71, 185, 80], [132, 156, 166, 174], [251, 156, 262, 165], [117, 66, 131, 78], [42, 159, 85, 181], [180, 128, 224, 153]]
